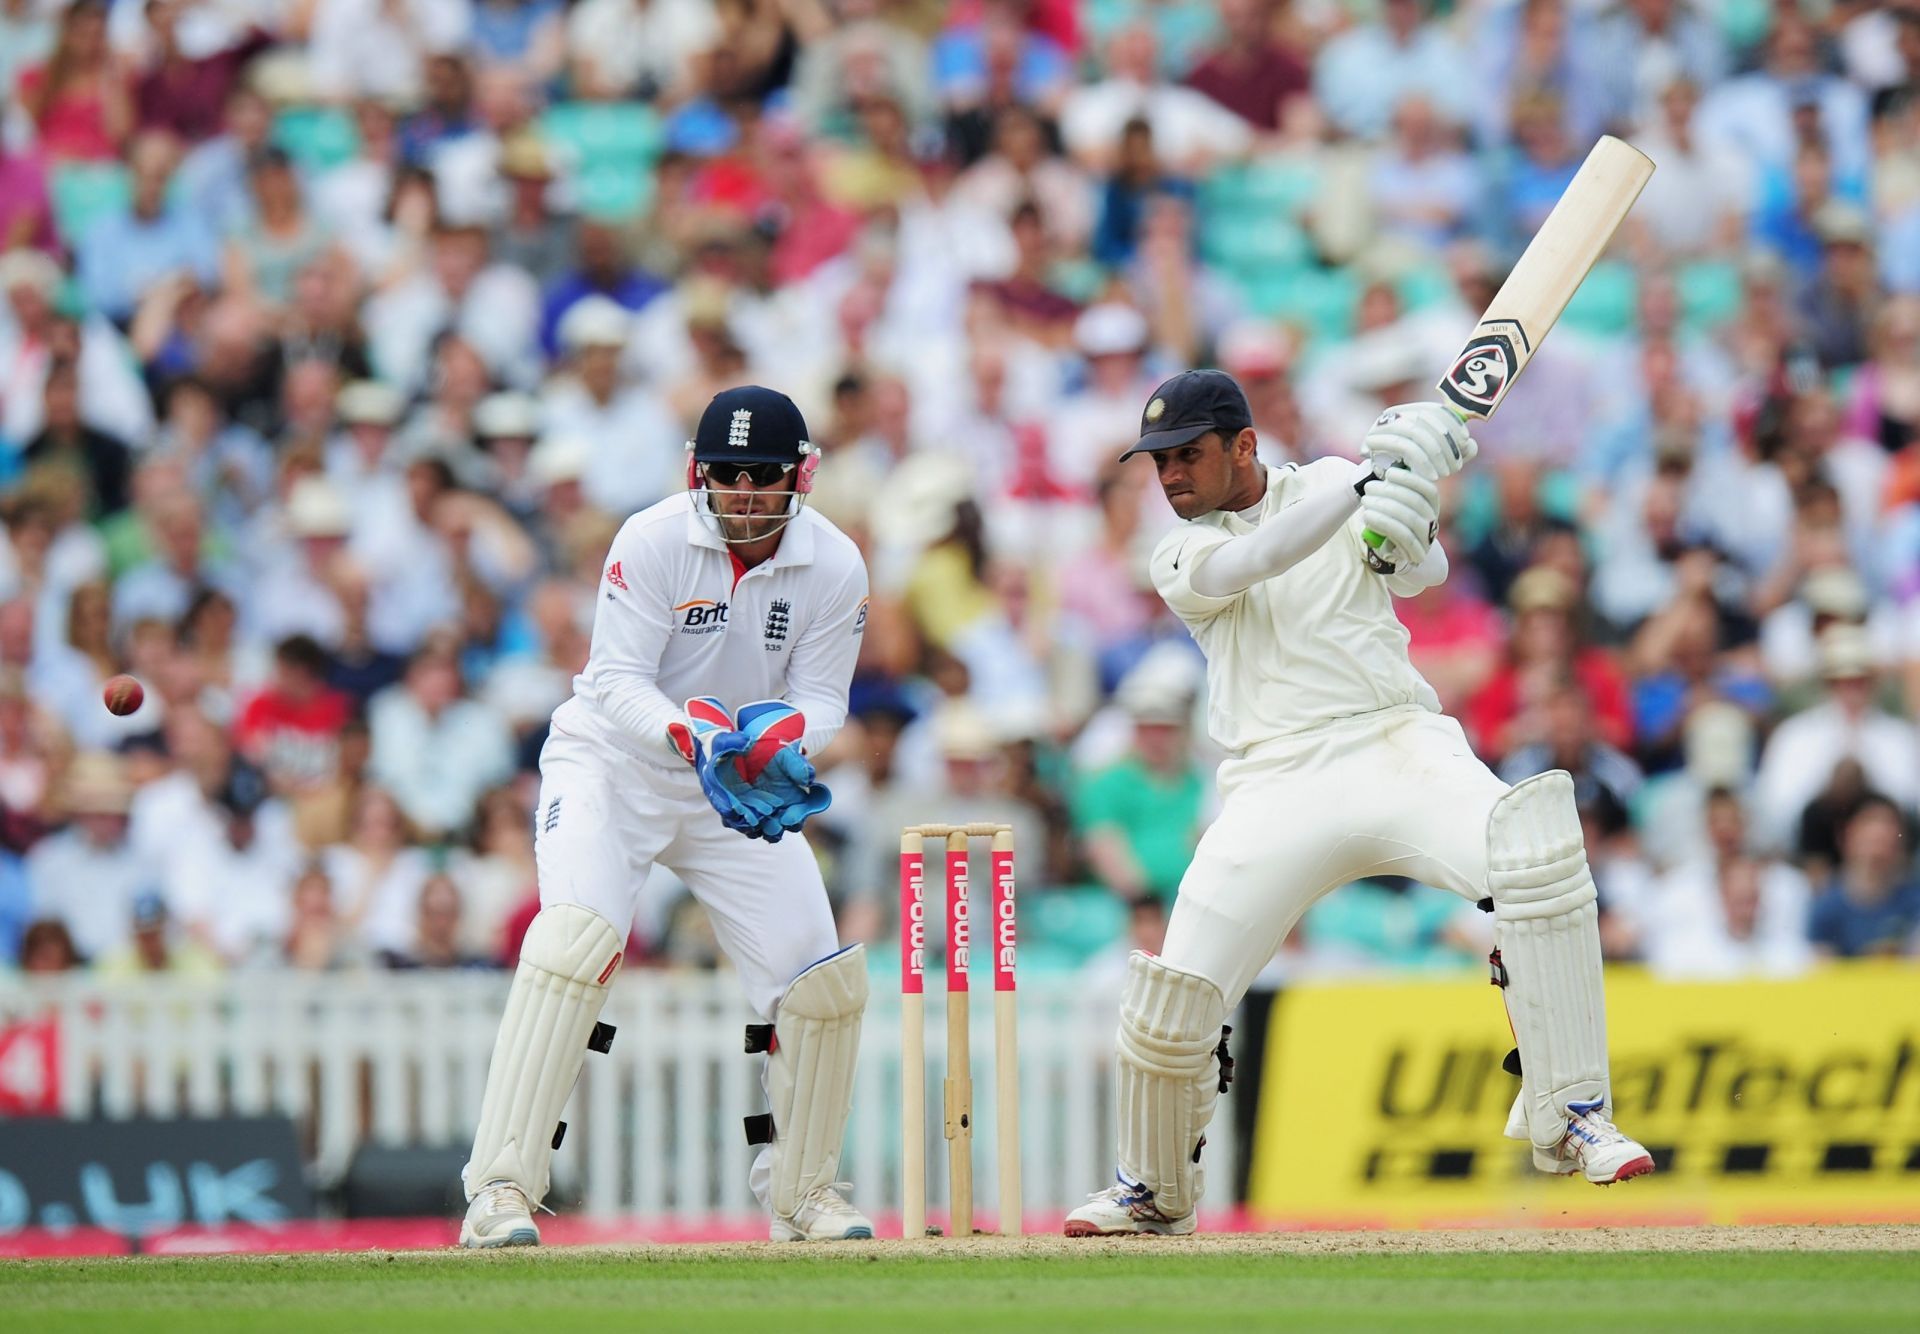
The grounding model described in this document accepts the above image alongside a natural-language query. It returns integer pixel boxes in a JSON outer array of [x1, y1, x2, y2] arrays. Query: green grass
[[2, 1248, 1914, 1332]]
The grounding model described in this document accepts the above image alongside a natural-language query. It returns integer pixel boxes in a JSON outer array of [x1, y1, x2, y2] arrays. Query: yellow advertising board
[[1248, 963, 1920, 1227]]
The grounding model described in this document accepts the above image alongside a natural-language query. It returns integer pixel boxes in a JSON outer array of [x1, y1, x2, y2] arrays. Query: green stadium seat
[[1200, 213, 1312, 272], [572, 164, 654, 221], [49, 163, 132, 244], [539, 101, 663, 173], [1244, 266, 1360, 344], [1559, 260, 1637, 337], [1394, 263, 1454, 312], [273, 107, 361, 173], [1023, 886, 1129, 963], [1676, 260, 1742, 331], [1202, 158, 1321, 219]]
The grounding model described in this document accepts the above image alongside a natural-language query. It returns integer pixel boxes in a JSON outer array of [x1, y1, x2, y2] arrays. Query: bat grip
[[1361, 403, 1471, 551]]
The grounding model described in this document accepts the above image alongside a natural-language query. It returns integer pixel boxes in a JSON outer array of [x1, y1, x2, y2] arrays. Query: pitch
[[3, 1227, 1916, 1333]]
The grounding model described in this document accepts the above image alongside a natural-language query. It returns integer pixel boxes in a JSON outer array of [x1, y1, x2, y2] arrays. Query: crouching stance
[[1065, 373, 1651, 1237], [462, 387, 875, 1245]]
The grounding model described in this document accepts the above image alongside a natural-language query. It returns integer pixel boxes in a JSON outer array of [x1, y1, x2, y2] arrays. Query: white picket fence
[[0, 971, 1235, 1227]]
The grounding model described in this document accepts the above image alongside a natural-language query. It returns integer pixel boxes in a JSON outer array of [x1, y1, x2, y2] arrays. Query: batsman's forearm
[[1190, 461, 1371, 598]]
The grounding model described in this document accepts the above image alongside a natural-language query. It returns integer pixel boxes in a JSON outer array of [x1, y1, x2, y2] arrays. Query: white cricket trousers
[[534, 724, 840, 1020], [1163, 706, 1510, 1008]]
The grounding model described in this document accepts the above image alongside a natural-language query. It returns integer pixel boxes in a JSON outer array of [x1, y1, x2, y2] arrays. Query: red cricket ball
[[103, 675, 145, 717]]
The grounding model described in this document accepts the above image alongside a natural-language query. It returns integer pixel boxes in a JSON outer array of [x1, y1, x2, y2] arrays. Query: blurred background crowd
[[1, 0, 1917, 989]]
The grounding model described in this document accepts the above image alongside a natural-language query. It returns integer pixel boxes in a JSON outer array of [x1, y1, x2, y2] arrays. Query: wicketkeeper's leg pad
[[1116, 950, 1227, 1220], [464, 904, 624, 1203], [1486, 771, 1610, 1151], [749, 944, 868, 1217]]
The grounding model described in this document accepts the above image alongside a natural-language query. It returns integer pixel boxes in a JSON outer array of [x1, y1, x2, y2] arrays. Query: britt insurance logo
[[673, 597, 729, 634]]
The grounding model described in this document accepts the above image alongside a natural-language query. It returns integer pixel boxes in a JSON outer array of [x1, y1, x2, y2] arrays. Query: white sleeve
[[1379, 529, 1449, 596], [1150, 525, 1241, 622], [1186, 460, 1373, 598], [785, 557, 868, 755], [580, 528, 689, 763]]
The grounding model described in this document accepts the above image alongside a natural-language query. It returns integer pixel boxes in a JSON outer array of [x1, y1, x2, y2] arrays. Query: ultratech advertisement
[[1248, 963, 1920, 1226]]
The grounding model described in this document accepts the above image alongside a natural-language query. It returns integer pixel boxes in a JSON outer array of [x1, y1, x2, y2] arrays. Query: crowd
[[1, 0, 1918, 987]]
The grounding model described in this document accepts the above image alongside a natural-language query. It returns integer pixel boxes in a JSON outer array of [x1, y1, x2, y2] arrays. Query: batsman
[[461, 386, 874, 1246], [1065, 371, 1653, 1237]]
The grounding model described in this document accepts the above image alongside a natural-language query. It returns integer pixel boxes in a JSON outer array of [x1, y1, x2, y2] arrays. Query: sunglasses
[[703, 461, 795, 487]]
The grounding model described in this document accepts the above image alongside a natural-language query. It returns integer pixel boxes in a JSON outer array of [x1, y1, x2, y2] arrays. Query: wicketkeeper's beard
[[702, 486, 801, 544]]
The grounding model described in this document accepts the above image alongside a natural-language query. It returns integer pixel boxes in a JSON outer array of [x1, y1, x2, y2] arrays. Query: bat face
[[1439, 325, 1526, 418], [1432, 136, 1654, 424]]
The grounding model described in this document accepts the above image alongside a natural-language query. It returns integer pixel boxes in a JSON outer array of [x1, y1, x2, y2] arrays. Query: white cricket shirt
[[555, 494, 869, 769], [1151, 459, 1441, 754]]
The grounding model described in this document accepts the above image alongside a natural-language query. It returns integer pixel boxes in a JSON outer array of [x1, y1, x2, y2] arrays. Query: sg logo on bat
[[1440, 332, 1521, 416]]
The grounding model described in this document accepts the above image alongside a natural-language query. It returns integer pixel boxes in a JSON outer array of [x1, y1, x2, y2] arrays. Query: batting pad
[[1486, 771, 1610, 1150], [465, 904, 624, 1202], [1116, 951, 1227, 1219], [761, 945, 868, 1217]]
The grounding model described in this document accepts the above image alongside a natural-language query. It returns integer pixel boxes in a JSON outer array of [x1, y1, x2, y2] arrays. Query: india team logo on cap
[[1145, 398, 1165, 423]]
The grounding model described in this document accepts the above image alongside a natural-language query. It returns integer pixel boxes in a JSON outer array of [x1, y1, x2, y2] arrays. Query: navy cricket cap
[[1119, 369, 1254, 460], [692, 385, 812, 464]]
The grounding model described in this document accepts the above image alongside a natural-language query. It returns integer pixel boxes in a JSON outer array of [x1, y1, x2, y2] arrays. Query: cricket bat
[[1363, 134, 1655, 554]]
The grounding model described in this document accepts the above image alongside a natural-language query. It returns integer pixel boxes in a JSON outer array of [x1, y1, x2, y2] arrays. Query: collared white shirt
[[1151, 460, 1440, 754], [559, 492, 868, 766]]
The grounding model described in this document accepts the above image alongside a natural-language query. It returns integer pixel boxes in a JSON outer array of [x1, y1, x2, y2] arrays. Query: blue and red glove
[[666, 699, 832, 841]]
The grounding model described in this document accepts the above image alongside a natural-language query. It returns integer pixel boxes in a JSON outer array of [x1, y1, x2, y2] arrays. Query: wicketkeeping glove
[[666, 697, 779, 839], [665, 698, 833, 842], [730, 700, 833, 841]]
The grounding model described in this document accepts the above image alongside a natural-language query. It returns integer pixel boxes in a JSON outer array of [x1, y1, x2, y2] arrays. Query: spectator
[[1183, 0, 1306, 134], [1465, 567, 1632, 758], [25, 753, 153, 962], [15, 0, 133, 162], [96, 889, 221, 978], [164, 763, 301, 962], [0, 136, 57, 255], [307, 0, 473, 104], [1061, 24, 1251, 174], [1090, 115, 1191, 269], [16, 917, 81, 973], [366, 642, 514, 837], [1312, 0, 1466, 142], [234, 635, 353, 796], [282, 861, 364, 971], [540, 296, 682, 513], [1072, 667, 1203, 908], [567, 0, 720, 104], [1645, 852, 1813, 979], [1809, 795, 1920, 957], [0, 848, 29, 963], [134, 0, 274, 144], [1498, 674, 1643, 837], [380, 871, 487, 969], [22, 360, 134, 519], [223, 149, 330, 311], [539, 220, 667, 358], [1754, 626, 1919, 842]]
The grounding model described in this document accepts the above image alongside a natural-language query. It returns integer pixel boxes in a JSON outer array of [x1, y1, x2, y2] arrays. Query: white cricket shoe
[[1536, 1100, 1656, 1185], [770, 1183, 874, 1241], [459, 1180, 540, 1248], [1063, 1179, 1196, 1237]]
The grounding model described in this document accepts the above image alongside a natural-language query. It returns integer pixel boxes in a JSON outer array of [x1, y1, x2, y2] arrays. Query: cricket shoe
[[460, 1180, 540, 1248], [770, 1183, 874, 1241], [1536, 1100, 1656, 1185], [1063, 1178, 1196, 1237]]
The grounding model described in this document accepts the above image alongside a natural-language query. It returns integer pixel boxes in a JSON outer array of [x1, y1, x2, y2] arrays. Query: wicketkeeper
[[1065, 371, 1654, 1237], [461, 386, 874, 1245]]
